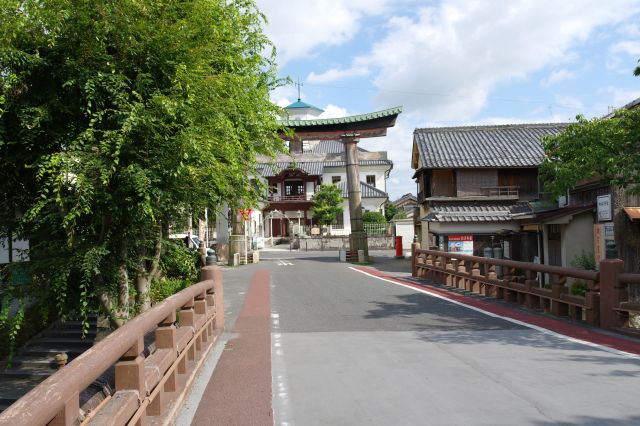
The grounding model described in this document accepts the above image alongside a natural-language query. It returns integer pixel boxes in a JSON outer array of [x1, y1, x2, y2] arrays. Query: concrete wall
[[298, 236, 394, 251], [393, 219, 415, 250], [563, 211, 595, 268]]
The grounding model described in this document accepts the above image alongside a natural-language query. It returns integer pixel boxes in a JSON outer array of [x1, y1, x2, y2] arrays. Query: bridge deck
[[179, 250, 640, 426]]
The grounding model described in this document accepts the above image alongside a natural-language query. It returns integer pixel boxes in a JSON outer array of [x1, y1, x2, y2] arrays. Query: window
[[332, 176, 341, 184], [284, 181, 304, 196], [335, 210, 344, 225], [366, 175, 376, 187]]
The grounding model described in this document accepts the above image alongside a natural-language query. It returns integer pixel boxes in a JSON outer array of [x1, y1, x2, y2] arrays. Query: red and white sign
[[448, 235, 474, 255]]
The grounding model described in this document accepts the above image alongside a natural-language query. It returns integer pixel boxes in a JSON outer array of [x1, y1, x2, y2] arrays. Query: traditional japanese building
[[411, 123, 569, 260], [253, 100, 401, 254]]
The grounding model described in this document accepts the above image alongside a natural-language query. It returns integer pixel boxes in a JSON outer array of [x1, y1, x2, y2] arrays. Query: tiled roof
[[258, 159, 392, 177], [414, 123, 570, 169], [323, 160, 392, 168], [421, 202, 533, 222], [258, 162, 323, 177], [283, 106, 402, 127], [527, 204, 595, 224], [304, 140, 369, 154], [393, 193, 417, 204], [336, 181, 388, 199]]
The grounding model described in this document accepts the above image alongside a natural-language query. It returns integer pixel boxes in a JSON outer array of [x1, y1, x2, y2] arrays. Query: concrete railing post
[[599, 259, 625, 328], [411, 242, 420, 277], [115, 337, 145, 397]]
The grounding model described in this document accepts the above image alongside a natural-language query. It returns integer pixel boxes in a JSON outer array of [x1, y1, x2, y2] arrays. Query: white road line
[[349, 267, 640, 360], [272, 313, 294, 425]]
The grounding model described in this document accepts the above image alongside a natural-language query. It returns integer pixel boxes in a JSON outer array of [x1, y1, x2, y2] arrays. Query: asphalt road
[[180, 249, 640, 426]]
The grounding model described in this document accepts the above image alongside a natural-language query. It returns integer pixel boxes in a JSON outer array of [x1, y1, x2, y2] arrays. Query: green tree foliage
[[0, 0, 285, 333], [362, 211, 386, 224], [384, 203, 407, 221], [541, 108, 640, 196], [311, 184, 343, 225]]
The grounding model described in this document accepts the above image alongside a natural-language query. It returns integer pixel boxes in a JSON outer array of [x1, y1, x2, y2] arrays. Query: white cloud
[[318, 104, 349, 118], [541, 69, 575, 87], [599, 86, 640, 109], [307, 67, 370, 83], [611, 40, 640, 56], [256, 0, 389, 65], [351, 0, 640, 121], [554, 95, 584, 110]]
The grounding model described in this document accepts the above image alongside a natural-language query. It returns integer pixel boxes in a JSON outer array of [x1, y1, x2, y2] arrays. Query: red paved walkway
[[192, 269, 272, 426], [355, 266, 640, 357]]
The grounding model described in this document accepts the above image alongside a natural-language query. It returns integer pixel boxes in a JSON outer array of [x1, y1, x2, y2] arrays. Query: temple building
[[251, 100, 401, 249]]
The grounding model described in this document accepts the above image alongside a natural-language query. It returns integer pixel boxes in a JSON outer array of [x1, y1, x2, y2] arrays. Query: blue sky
[[256, 0, 640, 199]]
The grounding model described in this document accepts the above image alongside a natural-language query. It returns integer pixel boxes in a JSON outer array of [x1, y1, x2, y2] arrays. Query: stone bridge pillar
[[342, 133, 368, 258]]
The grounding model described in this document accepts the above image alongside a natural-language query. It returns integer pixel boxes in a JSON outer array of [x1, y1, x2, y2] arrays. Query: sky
[[256, 0, 640, 200]]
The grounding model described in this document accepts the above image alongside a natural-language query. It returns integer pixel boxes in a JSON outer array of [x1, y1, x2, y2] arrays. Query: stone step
[[27, 337, 95, 347], [19, 346, 87, 358], [42, 328, 98, 338], [0, 376, 47, 408], [0, 367, 54, 379], [55, 320, 98, 330], [3, 355, 57, 370]]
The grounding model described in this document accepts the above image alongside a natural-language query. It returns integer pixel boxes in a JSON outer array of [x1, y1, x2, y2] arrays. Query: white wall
[[563, 212, 595, 268], [322, 165, 389, 192], [394, 219, 415, 250]]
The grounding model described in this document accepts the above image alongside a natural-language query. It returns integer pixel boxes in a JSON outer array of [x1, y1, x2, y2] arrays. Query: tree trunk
[[135, 274, 151, 312], [117, 263, 129, 319], [135, 223, 163, 312], [99, 292, 124, 329]]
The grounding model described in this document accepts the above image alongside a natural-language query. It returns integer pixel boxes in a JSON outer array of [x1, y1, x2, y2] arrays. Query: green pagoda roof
[[285, 100, 324, 111], [283, 106, 403, 127]]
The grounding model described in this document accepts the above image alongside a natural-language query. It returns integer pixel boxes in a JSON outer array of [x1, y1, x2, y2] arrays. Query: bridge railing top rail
[[415, 248, 599, 281], [0, 266, 222, 426]]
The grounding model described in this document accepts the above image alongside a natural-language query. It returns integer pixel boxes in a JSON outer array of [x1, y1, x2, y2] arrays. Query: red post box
[[395, 236, 403, 258]]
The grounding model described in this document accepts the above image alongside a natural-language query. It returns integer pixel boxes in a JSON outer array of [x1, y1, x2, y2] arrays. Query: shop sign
[[597, 194, 612, 222], [594, 223, 616, 263], [448, 235, 473, 255]]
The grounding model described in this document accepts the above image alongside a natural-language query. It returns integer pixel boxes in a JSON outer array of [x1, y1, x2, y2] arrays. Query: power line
[[301, 81, 584, 111]]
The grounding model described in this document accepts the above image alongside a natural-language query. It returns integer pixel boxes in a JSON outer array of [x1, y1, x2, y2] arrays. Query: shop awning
[[623, 207, 640, 220], [421, 202, 533, 223]]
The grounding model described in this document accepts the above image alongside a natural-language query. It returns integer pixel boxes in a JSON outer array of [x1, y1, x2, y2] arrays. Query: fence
[[0, 266, 224, 426], [411, 244, 640, 333], [364, 223, 391, 236]]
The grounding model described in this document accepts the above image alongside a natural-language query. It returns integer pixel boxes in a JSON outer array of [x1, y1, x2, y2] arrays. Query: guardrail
[[0, 266, 224, 426], [267, 194, 313, 202], [411, 245, 640, 332], [481, 186, 519, 198]]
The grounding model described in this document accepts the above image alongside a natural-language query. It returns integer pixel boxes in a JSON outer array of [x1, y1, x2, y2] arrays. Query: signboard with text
[[597, 194, 612, 222], [447, 235, 474, 255]]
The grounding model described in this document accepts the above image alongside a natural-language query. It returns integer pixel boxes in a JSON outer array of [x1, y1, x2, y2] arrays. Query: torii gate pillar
[[342, 133, 368, 258]]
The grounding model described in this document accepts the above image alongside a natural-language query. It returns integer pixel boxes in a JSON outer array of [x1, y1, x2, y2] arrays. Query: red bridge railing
[[411, 244, 639, 333], [0, 266, 224, 426]]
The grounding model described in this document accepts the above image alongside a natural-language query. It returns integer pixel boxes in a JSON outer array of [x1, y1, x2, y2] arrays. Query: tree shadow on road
[[530, 415, 640, 425], [364, 292, 640, 371]]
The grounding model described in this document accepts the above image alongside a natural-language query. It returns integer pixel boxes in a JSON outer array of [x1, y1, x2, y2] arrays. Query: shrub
[[149, 278, 188, 304], [160, 240, 199, 282], [362, 211, 386, 223], [570, 280, 589, 297], [570, 250, 596, 270]]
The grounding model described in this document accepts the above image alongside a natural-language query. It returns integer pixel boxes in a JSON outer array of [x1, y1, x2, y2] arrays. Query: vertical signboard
[[594, 222, 616, 262], [597, 194, 612, 222], [594, 224, 604, 263], [448, 235, 474, 255]]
